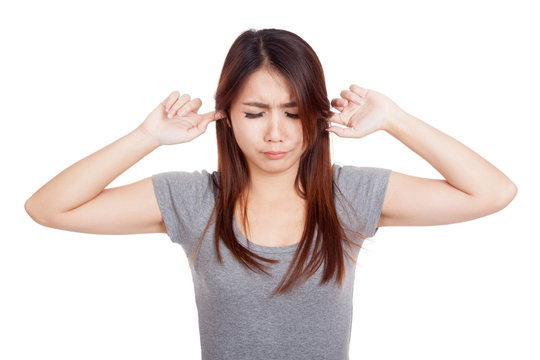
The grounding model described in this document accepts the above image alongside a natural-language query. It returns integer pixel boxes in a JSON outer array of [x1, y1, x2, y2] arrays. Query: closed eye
[[244, 112, 299, 119]]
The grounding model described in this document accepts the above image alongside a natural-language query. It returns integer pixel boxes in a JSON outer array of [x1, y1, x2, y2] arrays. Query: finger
[[196, 111, 224, 133], [349, 84, 369, 98], [168, 93, 191, 118], [192, 98, 204, 114], [214, 110, 231, 127], [326, 126, 354, 138], [328, 111, 348, 126], [331, 98, 347, 110], [214, 110, 227, 120], [198, 110, 224, 127], [176, 98, 202, 117], [340, 89, 364, 106], [162, 90, 180, 111]]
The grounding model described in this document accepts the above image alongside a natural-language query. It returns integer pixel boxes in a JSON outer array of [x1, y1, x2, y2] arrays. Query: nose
[[264, 112, 284, 143]]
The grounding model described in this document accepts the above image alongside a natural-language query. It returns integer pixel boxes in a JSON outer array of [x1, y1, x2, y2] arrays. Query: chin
[[262, 159, 301, 173]]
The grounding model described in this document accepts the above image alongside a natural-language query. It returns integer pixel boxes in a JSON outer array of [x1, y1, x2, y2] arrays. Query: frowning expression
[[229, 68, 306, 175]]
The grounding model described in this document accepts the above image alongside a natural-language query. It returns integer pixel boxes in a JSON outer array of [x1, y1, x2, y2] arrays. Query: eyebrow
[[241, 101, 297, 109]]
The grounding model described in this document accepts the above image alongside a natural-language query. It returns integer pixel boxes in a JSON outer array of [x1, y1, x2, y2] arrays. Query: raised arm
[[378, 109, 516, 227], [25, 90, 225, 234], [328, 84, 517, 228]]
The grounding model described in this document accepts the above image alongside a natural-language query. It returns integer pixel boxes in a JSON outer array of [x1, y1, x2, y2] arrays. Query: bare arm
[[329, 84, 517, 228], [377, 111, 517, 227], [25, 90, 225, 231], [24, 127, 160, 224], [384, 111, 516, 201]]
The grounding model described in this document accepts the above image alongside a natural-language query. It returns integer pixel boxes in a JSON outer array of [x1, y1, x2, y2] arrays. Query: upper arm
[[36, 177, 167, 235], [378, 170, 513, 227]]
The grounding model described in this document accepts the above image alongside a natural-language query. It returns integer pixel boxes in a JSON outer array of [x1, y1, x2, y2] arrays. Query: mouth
[[263, 151, 287, 160]]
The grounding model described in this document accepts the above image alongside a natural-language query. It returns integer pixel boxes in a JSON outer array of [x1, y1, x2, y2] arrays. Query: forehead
[[236, 68, 294, 103]]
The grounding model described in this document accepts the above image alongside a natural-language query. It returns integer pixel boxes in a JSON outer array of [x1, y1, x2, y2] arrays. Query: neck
[[247, 164, 302, 202]]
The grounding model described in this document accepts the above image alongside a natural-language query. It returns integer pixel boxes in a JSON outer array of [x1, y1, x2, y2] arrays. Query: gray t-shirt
[[152, 164, 391, 360]]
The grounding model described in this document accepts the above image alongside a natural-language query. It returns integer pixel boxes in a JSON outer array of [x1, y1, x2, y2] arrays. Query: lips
[[263, 151, 287, 160], [264, 151, 287, 155]]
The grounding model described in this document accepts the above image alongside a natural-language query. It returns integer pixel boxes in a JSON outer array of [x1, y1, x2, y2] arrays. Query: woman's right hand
[[137, 90, 227, 146]]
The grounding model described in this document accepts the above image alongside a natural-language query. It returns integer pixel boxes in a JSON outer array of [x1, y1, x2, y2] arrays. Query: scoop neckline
[[232, 216, 301, 254]]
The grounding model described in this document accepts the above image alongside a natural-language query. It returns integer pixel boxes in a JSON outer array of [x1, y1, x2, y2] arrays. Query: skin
[[228, 67, 307, 202], [25, 71, 516, 238]]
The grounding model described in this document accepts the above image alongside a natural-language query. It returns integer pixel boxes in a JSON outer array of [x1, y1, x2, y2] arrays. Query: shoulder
[[333, 163, 392, 190], [151, 169, 220, 205], [152, 169, 218, 191], [332, 163, 392, 237], [150, 169, 218, 245]]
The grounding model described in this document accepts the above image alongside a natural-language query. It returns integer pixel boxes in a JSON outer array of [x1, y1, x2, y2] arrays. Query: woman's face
[[229, 68, 305, 175]]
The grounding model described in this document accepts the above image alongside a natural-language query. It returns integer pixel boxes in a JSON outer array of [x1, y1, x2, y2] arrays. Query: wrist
[[132, 126, 162, 150], [383, 109, 411, 135]]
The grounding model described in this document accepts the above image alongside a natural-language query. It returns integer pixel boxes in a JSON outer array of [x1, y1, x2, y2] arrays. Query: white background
[[2, 0, 538, 359]]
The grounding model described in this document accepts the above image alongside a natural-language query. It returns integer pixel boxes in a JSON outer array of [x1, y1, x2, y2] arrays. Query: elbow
[[473, 182, 517, 215], [24, 198, 39, 223], [24, 198, 49, 226], [495, 182, 518, 210], [24, 198, 33, 218], [505, 180, 518, 201]]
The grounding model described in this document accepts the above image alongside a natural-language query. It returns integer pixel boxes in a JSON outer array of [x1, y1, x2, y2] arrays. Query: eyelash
[[244, 112, 300, 119]]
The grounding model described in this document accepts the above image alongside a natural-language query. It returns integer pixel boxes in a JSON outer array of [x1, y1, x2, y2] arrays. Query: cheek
[[232, 122, 256, 149], [292, 124, 304, 144]]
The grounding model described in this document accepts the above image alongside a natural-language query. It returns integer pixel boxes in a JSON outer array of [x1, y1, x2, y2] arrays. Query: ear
[[215, 110, 231, 128]]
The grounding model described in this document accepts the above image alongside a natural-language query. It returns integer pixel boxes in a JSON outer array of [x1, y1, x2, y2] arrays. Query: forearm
[[25, 127, 161, 217], [384, 111, 517, 200]]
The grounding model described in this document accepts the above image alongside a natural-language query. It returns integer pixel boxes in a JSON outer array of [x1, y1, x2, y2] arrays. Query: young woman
[[25, 28, 517, 360]]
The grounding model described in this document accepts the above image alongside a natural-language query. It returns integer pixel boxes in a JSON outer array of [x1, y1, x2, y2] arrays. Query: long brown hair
[[189, 28, 366, 297]]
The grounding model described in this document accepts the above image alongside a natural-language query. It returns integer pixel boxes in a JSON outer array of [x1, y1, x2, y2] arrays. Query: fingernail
[[167, 113, 172, 119]]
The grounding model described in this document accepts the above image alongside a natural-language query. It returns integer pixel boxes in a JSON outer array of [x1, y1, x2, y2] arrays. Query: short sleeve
[[151, 169, 215, 247], [333, 164, 391, 238]]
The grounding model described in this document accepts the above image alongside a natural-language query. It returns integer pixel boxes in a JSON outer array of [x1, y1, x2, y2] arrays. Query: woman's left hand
[[327, 84, 405, 138]]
